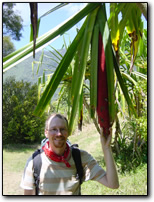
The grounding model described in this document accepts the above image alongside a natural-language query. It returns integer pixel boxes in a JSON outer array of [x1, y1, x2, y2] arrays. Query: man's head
[[45, 114, 69, 151], [45, 114, 68, 130]]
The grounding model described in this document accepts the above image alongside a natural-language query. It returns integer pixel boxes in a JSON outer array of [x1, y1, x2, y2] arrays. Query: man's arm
[[24, 189, 35, 195], [98, 128, 119, 189]]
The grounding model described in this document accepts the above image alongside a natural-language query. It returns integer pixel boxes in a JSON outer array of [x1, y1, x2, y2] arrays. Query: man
[[20, 113, 119, 195]]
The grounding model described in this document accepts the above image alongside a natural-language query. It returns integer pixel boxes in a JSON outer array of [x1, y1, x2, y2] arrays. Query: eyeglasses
[[46, 128, 68, 134]]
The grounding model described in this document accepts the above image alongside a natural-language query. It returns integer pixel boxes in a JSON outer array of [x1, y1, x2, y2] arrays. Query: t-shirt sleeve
[[20, 157, 35, 190], [80, 150, 106, 182]]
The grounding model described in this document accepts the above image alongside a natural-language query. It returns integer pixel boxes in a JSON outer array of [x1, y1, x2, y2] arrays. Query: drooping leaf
[[29, 3, 38, 58], [90, 22, 99, 118], [108, 3, 120, 52], [33, 16, 88, 116], [78, 88, 83, 131], [126, 4, 143, 72], [40, 3, 69, 19], [68, 6, 100, 135], [3, 3, 101, 71], [112, 48, 137, 118], [118, 3, 134, 45], [38, 77, 42, 100]]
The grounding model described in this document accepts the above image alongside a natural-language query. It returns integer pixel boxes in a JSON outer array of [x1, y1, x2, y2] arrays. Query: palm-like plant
[[3, 3, 147, 136]]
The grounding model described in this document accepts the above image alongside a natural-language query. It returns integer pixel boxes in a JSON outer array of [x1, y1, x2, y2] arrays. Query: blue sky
[[12, 3, 88, 50], [12, 3, 147, 52]]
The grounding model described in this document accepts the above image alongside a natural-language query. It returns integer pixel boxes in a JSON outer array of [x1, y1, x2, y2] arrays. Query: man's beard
[[53, 137, 66, 148]]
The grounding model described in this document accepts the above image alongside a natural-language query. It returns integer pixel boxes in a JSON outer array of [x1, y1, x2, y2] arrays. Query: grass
[[3, 123, 147, 195], [69, 124, 147, 195], [81, 164, 147, 195], [3, 144, 39, 172]]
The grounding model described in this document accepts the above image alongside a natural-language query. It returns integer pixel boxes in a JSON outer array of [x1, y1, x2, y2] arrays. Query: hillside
[[3, 49, 66, 85]]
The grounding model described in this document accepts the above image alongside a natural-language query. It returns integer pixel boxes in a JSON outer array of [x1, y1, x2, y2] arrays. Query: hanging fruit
[[97, 33, 110, 137]]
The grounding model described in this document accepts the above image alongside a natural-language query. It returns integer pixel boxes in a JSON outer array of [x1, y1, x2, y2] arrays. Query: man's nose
[[57, 129, 62, 135]]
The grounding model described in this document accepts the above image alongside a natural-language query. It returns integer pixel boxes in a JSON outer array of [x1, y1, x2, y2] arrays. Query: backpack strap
[[32, 146, 84, 195], [71, 146, 84, 185], [32, 149, 42, 195]]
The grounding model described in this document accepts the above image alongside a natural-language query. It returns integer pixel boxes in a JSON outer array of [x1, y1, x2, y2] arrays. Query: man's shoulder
[[26, 150, 45, 166], [76, 148, 95, 162], [78, 148, 92, 156], [26, 155, 33, 166]]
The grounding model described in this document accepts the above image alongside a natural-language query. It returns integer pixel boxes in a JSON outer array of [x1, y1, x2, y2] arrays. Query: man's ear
[[45, 129, 48, 138]]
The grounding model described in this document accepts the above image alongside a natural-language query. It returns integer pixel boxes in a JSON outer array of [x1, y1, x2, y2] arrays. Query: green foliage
[[113, 76, 147, 173], [3, 36, 15, 57], [111, 26, 147, 173], [3, 77, 46, 144], [3, 3, 23, 41], [114, 119, 147, 173], [81, 164, 147, 195], [3, 127, 147, 195], [134, 79, 147, 140]]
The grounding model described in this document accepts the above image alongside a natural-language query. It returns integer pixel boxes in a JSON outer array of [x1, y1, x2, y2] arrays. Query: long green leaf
[[70, 32, 83, 103], [121, 72, 137, 85], [47, 45, 63, 61], [3, 3, 101, 70], [40, 3, 69, 19], [108, 3, 119, 52], [33, 17, 88, 116], [78, 87, 83, 131], [90, 22, 99, 118], [68, 6, 100, 135], [30, 18, 40, 42], [70, 37, 84, 128], [112, 48, 137, 118], [119, 3, 134, 44], [56, 85, 66, 112], [131, 71, 147, 80], [38, 77, 42, 100]]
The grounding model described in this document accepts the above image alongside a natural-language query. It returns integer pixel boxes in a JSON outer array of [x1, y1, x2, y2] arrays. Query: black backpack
[[32, 144, 84, 195]]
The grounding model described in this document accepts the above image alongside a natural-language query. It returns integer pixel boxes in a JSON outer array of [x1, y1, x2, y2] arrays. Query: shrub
[[114, 78, 147, 173], [3, 77, 46, 144], [114, 116, 147, 173]]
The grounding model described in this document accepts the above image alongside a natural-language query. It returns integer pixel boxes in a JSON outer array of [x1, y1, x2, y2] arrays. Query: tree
[[3, 36, 15, 57], [3, 78, 46, 144], [3, 3, 23, 41]]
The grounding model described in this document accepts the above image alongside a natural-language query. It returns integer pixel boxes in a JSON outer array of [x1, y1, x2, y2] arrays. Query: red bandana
[[42, 141, 71, 168]]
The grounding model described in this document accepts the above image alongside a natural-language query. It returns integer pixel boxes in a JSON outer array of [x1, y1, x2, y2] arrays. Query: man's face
[[45, 116, 68, 149]]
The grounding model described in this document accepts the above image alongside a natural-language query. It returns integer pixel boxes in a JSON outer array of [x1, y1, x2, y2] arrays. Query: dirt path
[[3, 170, 23, 195]]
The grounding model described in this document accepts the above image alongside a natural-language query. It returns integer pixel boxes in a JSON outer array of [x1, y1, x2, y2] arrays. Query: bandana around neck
[[42, 141, 71, 168]]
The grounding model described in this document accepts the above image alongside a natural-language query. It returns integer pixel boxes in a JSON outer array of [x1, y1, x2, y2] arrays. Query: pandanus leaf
[[68, 7, 100, 135], [33, 17, 88, 116], [90, 22, 99, 118], [3, 3, 101, 70]]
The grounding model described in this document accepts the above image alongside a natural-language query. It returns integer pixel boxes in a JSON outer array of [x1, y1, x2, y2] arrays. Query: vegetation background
[[3, 2, 147, 196], [3, 123, 147, 195]]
